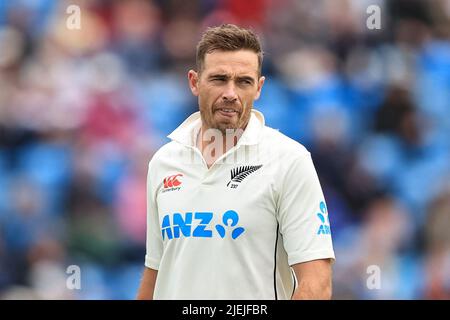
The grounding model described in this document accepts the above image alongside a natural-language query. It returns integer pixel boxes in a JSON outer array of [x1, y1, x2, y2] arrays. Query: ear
[[188, 70, 200, 96], [254, 76, 265, 100]]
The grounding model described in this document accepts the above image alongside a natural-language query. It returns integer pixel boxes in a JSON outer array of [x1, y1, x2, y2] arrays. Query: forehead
[[202, 50, 259, 76]]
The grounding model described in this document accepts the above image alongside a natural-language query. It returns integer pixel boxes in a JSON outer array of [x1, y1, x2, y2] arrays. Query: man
[[137, 24, 335, 300]]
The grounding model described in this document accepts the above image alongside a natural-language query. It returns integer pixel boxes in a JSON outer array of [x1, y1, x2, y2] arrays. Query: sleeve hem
[[145, 255, 160, 270], [288, 249, 336, 266]]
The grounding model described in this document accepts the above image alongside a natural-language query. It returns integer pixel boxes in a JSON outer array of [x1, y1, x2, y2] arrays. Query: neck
[[197, 124, 247, 167], [198, 126, 245, 151]]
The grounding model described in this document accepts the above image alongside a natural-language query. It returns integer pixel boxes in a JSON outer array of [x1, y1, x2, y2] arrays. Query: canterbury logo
[[163, 174, 183, 188], [227, 165, 262, 188]]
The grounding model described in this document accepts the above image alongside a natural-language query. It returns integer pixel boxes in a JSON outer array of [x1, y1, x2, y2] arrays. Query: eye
[[238, 79, 252, 85], [211, 77, 226, 83]]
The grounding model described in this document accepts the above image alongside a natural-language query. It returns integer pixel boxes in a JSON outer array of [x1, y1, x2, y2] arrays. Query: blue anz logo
[[161, 210, 245, 240], [215, 210, 245, 239], [316, 201, 331, 235]]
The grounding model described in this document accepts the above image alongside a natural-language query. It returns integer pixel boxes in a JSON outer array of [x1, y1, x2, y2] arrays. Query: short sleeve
[[144, 158, 163, 270], [276, 153, 335, 266]]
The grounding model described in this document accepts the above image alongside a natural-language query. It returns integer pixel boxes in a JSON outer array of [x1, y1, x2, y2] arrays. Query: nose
[[222, 82, 238, 102]]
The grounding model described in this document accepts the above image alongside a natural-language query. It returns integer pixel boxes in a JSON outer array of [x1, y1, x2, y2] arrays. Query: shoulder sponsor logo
[[161, 210, 245, 240], [317, 201, 331, 235], [162, 173, 183, 192], [227, 165, 263, 189]]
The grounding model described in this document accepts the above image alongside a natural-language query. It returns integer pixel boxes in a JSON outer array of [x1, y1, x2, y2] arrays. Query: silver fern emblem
[[227, 165, 263, 187]]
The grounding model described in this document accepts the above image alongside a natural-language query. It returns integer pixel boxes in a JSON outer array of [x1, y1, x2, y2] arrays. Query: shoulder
[[147, 141, 182, 169], [260, 126, 311, 161]]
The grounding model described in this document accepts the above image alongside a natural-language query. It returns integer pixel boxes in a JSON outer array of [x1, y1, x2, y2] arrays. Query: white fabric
[[145, 109, 335, 299]]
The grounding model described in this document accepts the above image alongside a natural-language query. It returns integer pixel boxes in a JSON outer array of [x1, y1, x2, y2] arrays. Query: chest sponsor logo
[[227, 165, 263, 188], [162, 173, 183, 193], [161, 210, 245, 240]]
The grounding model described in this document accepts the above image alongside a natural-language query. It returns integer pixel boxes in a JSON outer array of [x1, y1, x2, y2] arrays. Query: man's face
[[188, 50, 265, 133]]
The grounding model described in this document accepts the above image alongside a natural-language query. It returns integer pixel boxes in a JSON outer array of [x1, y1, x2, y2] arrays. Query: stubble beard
[[200, 102, 252, 135], [198, 102, 252, 161]]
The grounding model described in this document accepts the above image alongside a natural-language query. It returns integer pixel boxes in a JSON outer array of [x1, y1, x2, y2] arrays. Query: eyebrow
[[207, 73, 256, 84], [236, 76, 255, 84], [208, 73, 229, 80]]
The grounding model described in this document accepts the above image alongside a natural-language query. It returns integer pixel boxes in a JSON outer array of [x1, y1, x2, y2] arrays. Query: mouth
[[215, 108, 239, 118]]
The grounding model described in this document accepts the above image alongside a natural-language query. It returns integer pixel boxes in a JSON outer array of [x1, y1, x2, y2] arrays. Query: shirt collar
[[167, 109, 265, 147]]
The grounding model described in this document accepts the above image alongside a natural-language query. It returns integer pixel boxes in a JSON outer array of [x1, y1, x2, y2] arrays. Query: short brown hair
[[196, 24, 263, 75]]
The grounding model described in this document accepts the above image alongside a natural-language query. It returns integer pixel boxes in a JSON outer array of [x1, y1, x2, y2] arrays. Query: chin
[[213, 123, 236, 133]]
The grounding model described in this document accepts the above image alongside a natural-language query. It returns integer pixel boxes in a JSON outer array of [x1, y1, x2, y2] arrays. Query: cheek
[[199, 89, 220, 108], [198, 93, 211, 110], [241, 93, 256, 108]]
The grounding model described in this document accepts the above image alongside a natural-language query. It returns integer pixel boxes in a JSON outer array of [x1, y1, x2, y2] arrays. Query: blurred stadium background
[[0, 0, 449, 299]]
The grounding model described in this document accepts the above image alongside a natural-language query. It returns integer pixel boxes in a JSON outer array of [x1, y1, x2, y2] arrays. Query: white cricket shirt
[[145, 109, 335, 299]]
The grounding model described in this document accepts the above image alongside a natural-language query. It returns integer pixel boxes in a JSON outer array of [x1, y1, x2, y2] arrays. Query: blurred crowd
[[0, 0, 449, 299]]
